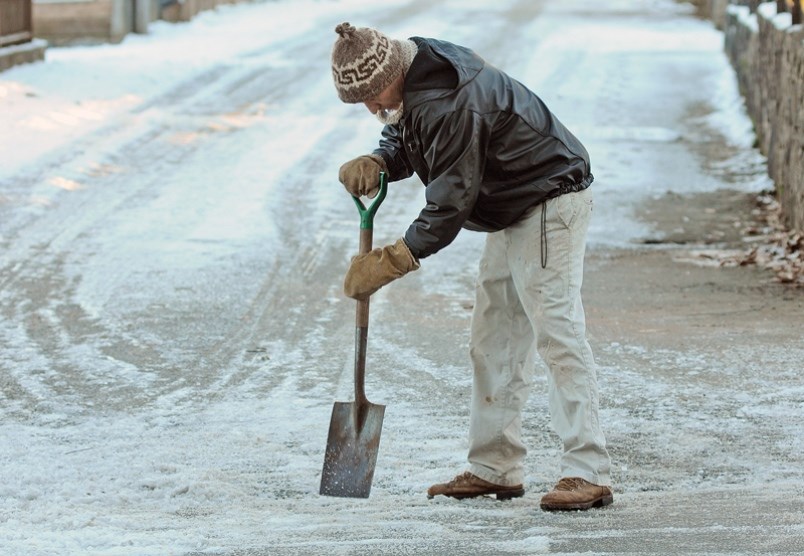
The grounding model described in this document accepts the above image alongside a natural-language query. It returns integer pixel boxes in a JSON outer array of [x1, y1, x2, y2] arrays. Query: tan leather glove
[[338, 154, 388, 198], [344, 238, 420, 300]]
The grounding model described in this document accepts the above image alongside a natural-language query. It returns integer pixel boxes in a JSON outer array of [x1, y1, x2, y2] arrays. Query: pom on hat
[[331, 22, 404, 104]]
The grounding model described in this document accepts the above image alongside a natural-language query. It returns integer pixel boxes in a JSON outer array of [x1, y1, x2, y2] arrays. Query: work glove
[[344, 238, 420, 300], [338, 154, 388, 198]]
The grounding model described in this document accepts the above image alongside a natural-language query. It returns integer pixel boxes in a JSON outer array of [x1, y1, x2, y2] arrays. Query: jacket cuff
[[370, 151, 393, 180], [398, 238, 421, 269]]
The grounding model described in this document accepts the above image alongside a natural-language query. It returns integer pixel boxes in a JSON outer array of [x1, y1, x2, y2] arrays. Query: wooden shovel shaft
[[353, 227, 372, 409]]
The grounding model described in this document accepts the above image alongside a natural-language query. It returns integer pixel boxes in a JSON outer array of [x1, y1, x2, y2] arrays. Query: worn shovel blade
[[319, 401, 385, 498]]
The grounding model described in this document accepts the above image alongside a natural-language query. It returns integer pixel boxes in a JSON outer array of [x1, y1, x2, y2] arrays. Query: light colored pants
[[467, 188, 611, 487]]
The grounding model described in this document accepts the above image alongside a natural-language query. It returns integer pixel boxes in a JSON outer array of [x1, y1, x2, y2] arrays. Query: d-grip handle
[[351, 172, 388, 235]]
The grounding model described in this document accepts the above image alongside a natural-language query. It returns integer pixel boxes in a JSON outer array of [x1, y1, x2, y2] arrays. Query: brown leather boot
[[540, 477, 613, 511], [427, 471, 525, 501]]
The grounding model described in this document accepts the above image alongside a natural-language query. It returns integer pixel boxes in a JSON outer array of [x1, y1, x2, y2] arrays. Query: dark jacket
[[373, 37, 593, 260]]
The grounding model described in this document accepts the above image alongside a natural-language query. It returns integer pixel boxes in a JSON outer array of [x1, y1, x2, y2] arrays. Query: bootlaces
[[553, 477, 587, 491], [449, 471, 476, 487]]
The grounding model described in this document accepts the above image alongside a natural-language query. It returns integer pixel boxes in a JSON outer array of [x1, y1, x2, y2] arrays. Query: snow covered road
[[1, 0, 802, 554]]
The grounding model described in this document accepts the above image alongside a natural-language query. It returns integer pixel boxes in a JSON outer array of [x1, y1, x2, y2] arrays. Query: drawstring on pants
[[540, 202, 548, 269]]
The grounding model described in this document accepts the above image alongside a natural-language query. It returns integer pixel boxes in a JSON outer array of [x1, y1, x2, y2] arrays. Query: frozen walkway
[[0, 0, 802, 554]]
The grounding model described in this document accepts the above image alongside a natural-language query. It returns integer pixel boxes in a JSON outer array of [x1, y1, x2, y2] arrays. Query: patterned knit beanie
[[331, 22, 416, 104]]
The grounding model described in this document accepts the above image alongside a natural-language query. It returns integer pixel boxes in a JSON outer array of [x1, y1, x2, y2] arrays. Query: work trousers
[[467, 188, 611, 487]]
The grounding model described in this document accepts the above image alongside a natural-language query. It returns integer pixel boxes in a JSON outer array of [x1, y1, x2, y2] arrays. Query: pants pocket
[[555, 193, 577, 229], [556, 189, 593, 228]]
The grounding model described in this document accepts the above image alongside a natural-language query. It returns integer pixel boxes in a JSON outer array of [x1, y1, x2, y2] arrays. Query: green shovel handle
[[351, 172, 388, 230]]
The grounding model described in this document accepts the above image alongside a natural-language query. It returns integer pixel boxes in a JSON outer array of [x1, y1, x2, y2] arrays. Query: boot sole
[[428, 488, 526, 501], [540, 493, 614, 512]]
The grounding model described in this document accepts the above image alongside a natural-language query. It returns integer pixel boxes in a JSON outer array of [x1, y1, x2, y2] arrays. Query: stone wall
[[759, 8, 804, 233], [697, 1, 804, 232], [0, 38, 47, 71], [161, 0, 239, 23], [33, 0, 130, 45]]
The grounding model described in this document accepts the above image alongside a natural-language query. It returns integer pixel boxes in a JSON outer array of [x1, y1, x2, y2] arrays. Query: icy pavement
[[1, 0, 802, 554]]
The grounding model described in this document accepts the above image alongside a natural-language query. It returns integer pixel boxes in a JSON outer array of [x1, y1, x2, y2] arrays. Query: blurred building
[[1, 0, 242, 71], [0, 0, 46, 70], [33, 0, 242, 45]]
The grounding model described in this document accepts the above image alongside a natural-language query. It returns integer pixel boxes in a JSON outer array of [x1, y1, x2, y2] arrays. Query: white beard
[[375, 103, 404, 125]]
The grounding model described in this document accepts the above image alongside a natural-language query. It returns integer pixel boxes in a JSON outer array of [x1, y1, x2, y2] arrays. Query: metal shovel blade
[[319, 400, 385, 498]]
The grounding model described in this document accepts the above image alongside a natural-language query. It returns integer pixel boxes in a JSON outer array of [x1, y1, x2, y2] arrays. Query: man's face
[[363, 74, 404, 125]]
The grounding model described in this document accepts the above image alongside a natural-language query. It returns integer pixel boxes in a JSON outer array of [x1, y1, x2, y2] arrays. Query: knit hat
[[331, 22, 415, 104]]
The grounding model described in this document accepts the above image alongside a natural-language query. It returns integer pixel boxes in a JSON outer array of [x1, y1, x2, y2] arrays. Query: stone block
[[0, 38, 47, 72]]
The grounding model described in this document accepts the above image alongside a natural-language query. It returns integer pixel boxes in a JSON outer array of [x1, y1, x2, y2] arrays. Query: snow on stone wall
[[703, 1, 804, 232]]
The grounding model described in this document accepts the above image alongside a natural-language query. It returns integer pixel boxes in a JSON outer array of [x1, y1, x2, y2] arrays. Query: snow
[[728, 4, 760, 32], [757, 2, 793, 29], [0, 0, 404, 181], [1, 0, 796, 554]]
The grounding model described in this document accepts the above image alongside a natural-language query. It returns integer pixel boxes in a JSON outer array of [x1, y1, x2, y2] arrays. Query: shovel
[[319, 172, 389, 498]]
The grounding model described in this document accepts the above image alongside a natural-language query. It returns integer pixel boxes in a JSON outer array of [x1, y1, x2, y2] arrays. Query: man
[[331, 22, 613, 512]]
